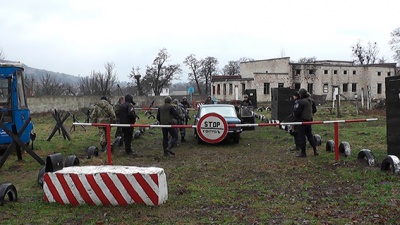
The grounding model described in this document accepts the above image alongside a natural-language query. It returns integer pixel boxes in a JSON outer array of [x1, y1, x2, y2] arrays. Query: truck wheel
[[37, 166, 46, 186], [357, 149, 376, 166], [65, 155, 80, 167], [381, 155, 400, 174], [326, 140, 335, 152], [233, 134, 240, 144], [0, 183, 18, 206], [339, 141, 351, 157]]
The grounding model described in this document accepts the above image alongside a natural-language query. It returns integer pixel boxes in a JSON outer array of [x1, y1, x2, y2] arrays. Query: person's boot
[[163, 150, 170, 157], [101, 142, 107, 153], [297, 149, 307, 157], [313, 146, 319, 156], [166, 144, 176, 155], [181, 137, 187, 142]]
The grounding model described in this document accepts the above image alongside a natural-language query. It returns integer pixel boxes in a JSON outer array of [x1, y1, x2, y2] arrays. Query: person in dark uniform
[[181, 97, 190, 125], [293, 88, 318, 157], [157, 96, 180, 157], [240, 94, 253, 107], [118, 94, 137, 156], [204, 95, 214, 104], [113, 96, 125, 139], [289, 91, 301, 151]]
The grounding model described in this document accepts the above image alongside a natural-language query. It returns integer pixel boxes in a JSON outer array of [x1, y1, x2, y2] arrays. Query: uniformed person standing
[[157, 96, 180, 157], [241, 94, 253, 107], [293, 88, 318, 157], [118, 94, 137, 155], [90, 96, 116, 152], [113, 96, 124, 139]]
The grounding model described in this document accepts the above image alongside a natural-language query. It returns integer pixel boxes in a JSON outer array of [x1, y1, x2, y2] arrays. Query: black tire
[[37, 166, 46, 186], [233, 134, 240, 144], [197, 136, 204, 144], [313, 134, 322, 146], [381, 155, 400, 174], [87, 146, 99, 159], [326, 140, 335, 152], [357, 149, 376, 166], [65, 155, 80, 167], [0, 183, 18, 206], [339, 141, 351, 157]]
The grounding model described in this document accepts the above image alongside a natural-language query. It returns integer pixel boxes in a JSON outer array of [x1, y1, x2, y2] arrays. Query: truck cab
[[0, 62, 33, 148]]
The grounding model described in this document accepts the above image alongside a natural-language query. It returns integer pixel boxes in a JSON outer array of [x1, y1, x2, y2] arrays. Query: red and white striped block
[[43, 166, 168, 206]]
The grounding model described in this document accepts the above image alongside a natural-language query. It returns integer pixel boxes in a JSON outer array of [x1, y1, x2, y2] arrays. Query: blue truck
[[0, 62, 33, 148]]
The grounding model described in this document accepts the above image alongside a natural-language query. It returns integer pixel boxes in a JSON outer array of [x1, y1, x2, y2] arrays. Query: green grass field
[[0, 102, 399, 225]]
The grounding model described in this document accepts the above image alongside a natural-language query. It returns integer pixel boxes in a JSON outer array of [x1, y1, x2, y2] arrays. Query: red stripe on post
[[150, 173, 159, 186], [85, 174, 111, 205], [43, 174, 64, 204], [100, 173, 128, 206], [133, 173, 159, 205], [116, 173, 145, 204], [56, 173, 79, 206], [69, 174, 96, 205]]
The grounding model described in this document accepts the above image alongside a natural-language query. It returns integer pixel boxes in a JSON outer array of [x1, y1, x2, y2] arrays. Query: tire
[[357, 149, 376, 166], [37, 166, 46, 186], [197, 137, 204, 144], [65, 155, 80, 167], [0, 183, 18, 206], [381, 155, 400, 174], [313, 134, 322, 146], [326, 140, 335, 152], [339, 141, 351, 157], [87, 146, 99, 159], [233, 134, 240, 144]]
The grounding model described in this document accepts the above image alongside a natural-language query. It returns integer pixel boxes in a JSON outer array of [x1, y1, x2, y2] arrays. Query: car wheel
[[197, 137, 204, 144], [233, 134, 240, 144]]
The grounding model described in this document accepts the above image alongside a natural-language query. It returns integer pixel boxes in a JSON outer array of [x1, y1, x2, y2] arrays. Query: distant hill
[[0, 59, 81, 84]]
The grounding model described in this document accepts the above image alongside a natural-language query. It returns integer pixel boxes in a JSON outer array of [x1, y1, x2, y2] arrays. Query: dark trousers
[[122, 127, 133, 153], [162, 128, 178, 150], [297, 124, 317, 155]]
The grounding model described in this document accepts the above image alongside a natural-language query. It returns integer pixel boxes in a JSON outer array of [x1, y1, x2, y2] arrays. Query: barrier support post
[[106, 125, 112, 165], [334, 122, 339, 162]]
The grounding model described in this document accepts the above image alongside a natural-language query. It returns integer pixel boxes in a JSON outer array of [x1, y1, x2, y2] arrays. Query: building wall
[[240, 57, 291, 79], [212, 57, 396, 103]]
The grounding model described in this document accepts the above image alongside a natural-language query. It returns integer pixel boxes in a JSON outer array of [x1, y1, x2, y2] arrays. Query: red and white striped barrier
[[74, 118, 378, 163], [43, 165, 168, 206]]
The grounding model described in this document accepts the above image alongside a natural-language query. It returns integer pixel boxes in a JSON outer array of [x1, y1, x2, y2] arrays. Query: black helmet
[[164, 96, 172, 103], [298, 88, 308, 98], [124, 94, 136, 105]]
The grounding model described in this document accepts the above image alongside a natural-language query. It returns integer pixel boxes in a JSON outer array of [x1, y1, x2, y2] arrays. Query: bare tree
[[351, 41, 379, 65], [128, 66, 144, 96], [183, 54, 203, 95], [37, 74, 63, 96], [78, 62, 117, 96], [297, 57, 317, 63], [222, 61, 240, 76], [95, 62, 117, 96], [144, 48, 181, 96], [389, 27, 400, 65], [200, 57, 218, 95]]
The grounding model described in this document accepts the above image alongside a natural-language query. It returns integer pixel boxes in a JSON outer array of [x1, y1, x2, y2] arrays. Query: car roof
[[200, 104, 234, 108]]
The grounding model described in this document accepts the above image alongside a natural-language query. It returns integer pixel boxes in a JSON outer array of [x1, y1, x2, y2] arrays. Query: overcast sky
[[1, 0, 399, 83]]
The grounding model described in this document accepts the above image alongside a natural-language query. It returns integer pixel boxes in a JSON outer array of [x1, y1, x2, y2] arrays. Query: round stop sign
[[196, 113, 228, 144]]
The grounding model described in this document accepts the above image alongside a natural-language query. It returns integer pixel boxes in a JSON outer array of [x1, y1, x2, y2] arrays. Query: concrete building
[[211, 57, 397, 102]]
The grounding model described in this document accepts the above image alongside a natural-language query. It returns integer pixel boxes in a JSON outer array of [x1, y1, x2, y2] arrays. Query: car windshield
[[200, 106, 237, 117]]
